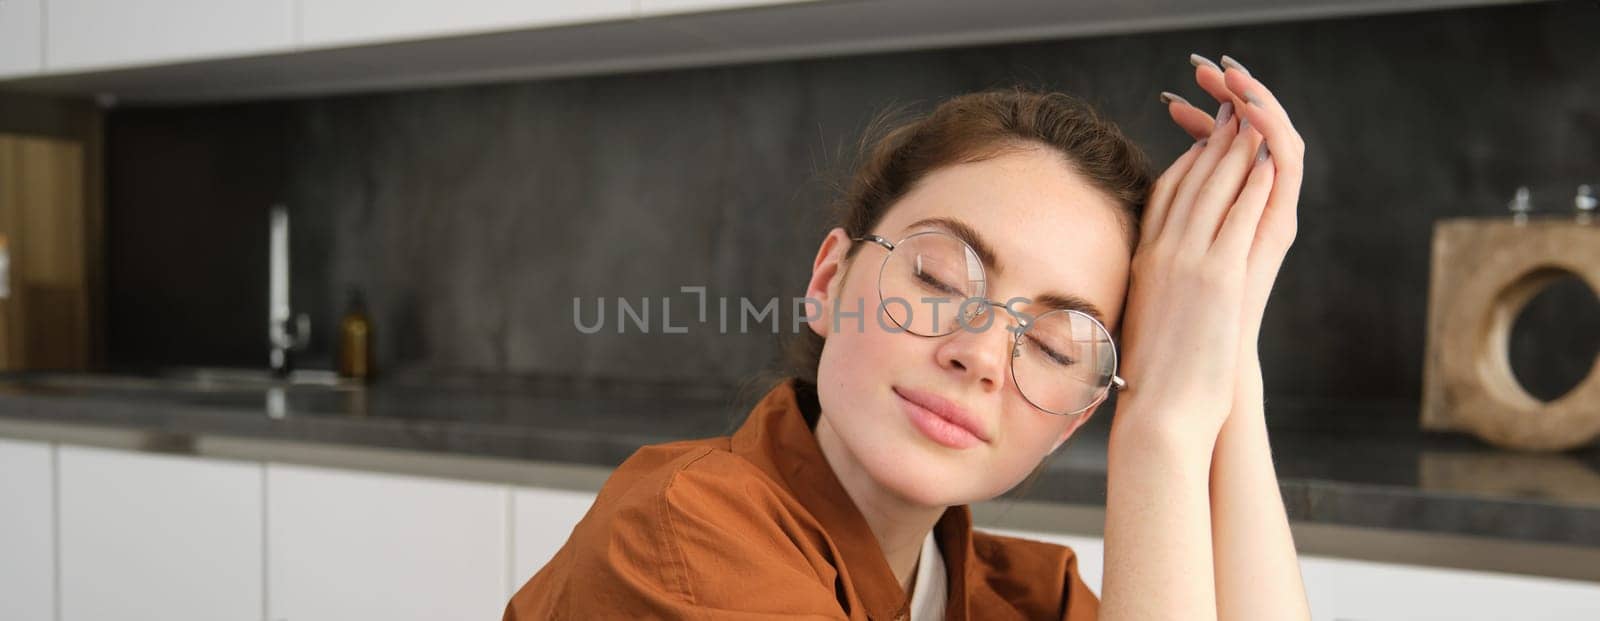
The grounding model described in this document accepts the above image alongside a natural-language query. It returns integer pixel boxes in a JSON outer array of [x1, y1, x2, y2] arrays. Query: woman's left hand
[[1161, 55, 1304, 349]]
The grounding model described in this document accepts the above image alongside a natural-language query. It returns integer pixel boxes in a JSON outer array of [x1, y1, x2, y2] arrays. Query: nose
[[933, 304, 1014, 393]]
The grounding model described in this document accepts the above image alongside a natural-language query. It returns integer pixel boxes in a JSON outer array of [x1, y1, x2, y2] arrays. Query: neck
[[813, 413, 945, 593]]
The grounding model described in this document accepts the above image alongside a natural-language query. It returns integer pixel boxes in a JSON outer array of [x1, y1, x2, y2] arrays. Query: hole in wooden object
[[1480, 267, 1600, 406], [1509, 273, 1600, 402]]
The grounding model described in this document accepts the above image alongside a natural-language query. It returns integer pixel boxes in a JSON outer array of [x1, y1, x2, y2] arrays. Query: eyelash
[[915, 271, 965, 298], [1026, 334, 1076, 366]]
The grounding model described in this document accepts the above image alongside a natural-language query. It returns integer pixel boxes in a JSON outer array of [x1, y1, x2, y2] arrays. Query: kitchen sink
[[2, 367, 364, 395]]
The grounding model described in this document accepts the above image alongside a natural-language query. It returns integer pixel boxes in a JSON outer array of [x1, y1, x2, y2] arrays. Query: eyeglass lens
[[874, 231, 1115, 415]]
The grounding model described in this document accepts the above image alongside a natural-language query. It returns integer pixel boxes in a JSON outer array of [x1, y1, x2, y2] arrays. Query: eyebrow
[[903, 216, 1111, 326]]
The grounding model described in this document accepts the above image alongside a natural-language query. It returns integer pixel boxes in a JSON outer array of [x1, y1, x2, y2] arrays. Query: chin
[[863, 400, 1001, 507], [874, 463, 980, 508]]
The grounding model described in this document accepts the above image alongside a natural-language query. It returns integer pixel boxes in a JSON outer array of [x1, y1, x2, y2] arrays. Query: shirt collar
[[908, 528, 947, 620], [731, 378, 976, 620]]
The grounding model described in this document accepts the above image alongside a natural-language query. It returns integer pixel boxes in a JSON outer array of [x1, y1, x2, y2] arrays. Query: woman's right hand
[[1112, 94, 1276, 444]]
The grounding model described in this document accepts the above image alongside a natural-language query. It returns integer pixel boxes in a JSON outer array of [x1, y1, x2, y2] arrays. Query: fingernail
[[1214, 101, 1234, 129], [1240, 114, 1250, 131], [1255, 142, 1270, 162], [1221, 55, 1251, 76], [1244, 92, 1264, 107], [1159, 91, 1191, 107], [1189, 53, 1221, 72], [1195, 138, 1209, 149]]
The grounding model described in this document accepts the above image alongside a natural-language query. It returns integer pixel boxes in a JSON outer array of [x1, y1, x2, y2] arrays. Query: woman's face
[[806, 145, 1133, 507]]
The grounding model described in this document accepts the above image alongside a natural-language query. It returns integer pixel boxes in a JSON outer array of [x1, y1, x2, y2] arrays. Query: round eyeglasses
[[851, 230, 1126, 416]]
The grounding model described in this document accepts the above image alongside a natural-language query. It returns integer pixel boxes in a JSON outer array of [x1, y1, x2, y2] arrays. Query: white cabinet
[[638, 0, 824, 18], [265, 463, 510, 621], [986, 526, 1600, 621], [0, 439, 54, 621], [1299, 556, 1600, 621], [21, 437, 1600, 621], [298, 0, 634, 49], [44, 0, 293, 72], [56, 445, 263, 621], [0, 0, 43, 77], [509, 486, 595, 592]]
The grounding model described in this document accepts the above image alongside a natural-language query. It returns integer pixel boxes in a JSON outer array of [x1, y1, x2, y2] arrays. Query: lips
[[893, 385, 991, 445]]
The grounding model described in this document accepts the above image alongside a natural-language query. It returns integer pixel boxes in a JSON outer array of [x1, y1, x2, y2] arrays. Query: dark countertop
[[2, 371, 1598, 550]]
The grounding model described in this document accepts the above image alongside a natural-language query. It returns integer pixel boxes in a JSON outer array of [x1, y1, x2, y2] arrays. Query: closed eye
[[915, 271, 965, 298], [1027, 334, 1076, 366]]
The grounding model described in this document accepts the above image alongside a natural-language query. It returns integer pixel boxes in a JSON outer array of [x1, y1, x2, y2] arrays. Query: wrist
[[1110, 398, 1222, 464], [1239, 359, 1263, 392]]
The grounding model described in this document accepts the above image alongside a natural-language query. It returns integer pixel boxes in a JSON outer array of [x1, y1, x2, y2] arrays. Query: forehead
[[872, 147, 1133, 325]]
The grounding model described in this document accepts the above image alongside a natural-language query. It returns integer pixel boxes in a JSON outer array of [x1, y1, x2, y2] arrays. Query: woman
[[505, 53, 1310, 620]]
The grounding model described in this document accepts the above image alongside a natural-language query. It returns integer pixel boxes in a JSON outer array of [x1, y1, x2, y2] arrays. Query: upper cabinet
[[298, 0, 634, 49], [639, 0, 824, 17], [44, 0, 294, 73], [0, 0, 1543, 102], [0, 0, 43, 77]]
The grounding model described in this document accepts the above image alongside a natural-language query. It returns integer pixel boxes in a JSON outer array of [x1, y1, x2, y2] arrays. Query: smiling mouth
[[894, 386, 987, 449]]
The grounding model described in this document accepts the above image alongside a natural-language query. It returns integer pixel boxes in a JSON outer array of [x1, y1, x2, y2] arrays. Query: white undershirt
[[907, 529, 947, 621]]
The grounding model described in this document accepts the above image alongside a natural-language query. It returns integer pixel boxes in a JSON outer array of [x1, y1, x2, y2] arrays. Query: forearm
[[1210, 358, 1311, 620], [1101, 406, 1219, 620]]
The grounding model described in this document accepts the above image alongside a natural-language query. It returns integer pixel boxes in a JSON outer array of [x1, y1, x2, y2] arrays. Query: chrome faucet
[[268, 204, 310, 376], [1577, 184, 1596, 224]]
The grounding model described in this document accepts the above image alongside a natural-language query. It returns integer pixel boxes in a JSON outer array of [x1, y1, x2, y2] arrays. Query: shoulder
[[599, 437, 792, 520], [611, 441, 824, 576], [506, 438, 844, 618], [968, 530, 1100, 620]]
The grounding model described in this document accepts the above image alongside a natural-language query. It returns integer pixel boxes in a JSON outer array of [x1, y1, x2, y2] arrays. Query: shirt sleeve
[[504, 450, 850, 620]]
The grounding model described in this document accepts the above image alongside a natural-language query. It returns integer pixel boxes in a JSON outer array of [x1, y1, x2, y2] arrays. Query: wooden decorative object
[[0, 134, 89, 371], [1421, 217, 1600, 451]]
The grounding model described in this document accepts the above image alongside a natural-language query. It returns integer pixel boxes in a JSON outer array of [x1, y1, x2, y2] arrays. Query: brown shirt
[[503, 377, 1099, 620]]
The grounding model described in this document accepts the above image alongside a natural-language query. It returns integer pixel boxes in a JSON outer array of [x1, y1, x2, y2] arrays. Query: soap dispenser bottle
[[337, 286, 374, 381]]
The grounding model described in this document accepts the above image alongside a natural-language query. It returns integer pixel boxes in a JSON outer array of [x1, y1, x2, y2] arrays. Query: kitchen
[[2, 0, 1600, 619]]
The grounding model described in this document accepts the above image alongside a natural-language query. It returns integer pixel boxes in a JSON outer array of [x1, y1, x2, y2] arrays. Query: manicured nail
[[1244, 92, 1264, 107], [1255, 142, 1270, 162], [1214, 101, 1234, 129], [1159, 91, 1191, 107], [1221, 55, 1251, 76], [1240, 114, 1251, 131], [1189, 53, 1221, 72], [1195, 138, 1209, 149]]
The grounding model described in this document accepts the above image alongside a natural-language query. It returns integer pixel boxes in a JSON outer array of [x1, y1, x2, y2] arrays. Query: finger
[[1162, 101, 1240, 244], [1226, 68, 1303, 174], [1228, 76, 1305, 266], [1222, 64, 1300, 136], [1161, 91, 1214, 140], [1184, 121, 1265, 252], [1141, 139, 1206, 246], [1213, 145, 1276, 262], [1191, 53, 1242, 109]]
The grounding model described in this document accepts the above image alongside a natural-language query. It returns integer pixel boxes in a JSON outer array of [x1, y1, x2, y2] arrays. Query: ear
[[804, 228, 854, 339]]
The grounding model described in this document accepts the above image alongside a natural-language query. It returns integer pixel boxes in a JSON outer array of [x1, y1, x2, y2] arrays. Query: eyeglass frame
[[849, 231, 1128, 417]]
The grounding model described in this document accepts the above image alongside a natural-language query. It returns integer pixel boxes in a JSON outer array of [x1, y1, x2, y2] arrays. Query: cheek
[[816, 289, 921, 408], [988, 407, 1077, 489]]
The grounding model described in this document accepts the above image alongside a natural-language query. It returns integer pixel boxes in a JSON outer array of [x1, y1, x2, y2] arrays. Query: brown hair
[[762, 86, 1153, 494]]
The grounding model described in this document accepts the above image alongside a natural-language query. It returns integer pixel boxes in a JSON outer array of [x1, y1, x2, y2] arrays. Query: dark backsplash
[[104, 0, 1600, 406]]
